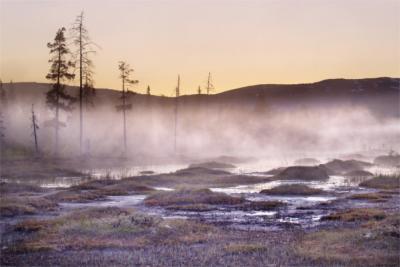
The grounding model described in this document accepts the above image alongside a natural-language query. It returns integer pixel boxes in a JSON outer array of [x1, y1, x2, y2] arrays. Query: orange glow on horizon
[[0, 0, 399, 95]]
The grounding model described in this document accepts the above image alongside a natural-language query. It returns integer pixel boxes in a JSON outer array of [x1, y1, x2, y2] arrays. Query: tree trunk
[[79, 22, 83, 156], [55, 47, 61, 157], [122, 78, 127, 156]]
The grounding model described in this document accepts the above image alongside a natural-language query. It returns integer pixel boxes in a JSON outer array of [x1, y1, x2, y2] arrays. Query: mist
[[1, 80, 399, 164]]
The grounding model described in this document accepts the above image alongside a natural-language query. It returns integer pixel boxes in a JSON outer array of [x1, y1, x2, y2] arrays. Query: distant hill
[[1, 77, 399, 119]]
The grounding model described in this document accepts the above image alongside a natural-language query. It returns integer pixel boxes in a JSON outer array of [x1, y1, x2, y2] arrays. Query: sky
[[0, 0, 399, 96]]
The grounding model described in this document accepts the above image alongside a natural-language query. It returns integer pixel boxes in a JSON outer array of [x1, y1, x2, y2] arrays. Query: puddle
[[154, 187, 174, 191], [60, 195, 147, 209]]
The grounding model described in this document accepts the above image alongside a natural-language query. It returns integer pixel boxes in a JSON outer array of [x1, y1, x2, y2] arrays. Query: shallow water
[[59, 195, 147, 209], [210, 175, 355, 194]]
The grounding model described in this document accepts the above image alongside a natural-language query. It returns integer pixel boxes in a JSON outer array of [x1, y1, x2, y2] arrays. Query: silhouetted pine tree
[[45, 27, 76, 157], [116, 61, 138, 156]]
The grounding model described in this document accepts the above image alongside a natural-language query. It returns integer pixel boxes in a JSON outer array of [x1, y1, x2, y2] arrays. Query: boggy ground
[[1, 205, 399, 266], [1, 160, 400, 266]]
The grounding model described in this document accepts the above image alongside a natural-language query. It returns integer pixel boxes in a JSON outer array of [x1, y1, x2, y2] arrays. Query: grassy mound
[[144, 188, 244, 206], [321, 208, 386, 222], [344, 170, 373, 177], [175, 167, 231, 176], [261, 167, 286, 175], [359, 175, 400, 189], [188, 161, 236, 169], [348, 192, 392, 202], [321, 159, 372, 175], [0, 196, 57, 217], [45, 189, 105, 203], [71, 179, 118, 190], [9, 207, 218, 253], [102, 180, 154, 193], [0, 182, 45, 194], [260, 184, 324, 195], [71, 179, 155, 197], [274, 166, 329, 181]]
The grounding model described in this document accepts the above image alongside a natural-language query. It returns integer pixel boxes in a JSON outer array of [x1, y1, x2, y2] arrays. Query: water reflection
[[59, 195, 147, 209]]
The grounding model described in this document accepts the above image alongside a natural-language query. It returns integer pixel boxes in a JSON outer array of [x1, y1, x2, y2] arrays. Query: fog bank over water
[[1, 78, 399, 161]]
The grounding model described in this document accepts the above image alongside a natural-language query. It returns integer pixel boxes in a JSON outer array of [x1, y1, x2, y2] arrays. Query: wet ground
[[37, 166, 398, 231], [1, 158, 399, 267]]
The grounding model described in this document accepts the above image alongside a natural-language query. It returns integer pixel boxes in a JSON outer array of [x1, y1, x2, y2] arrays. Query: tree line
[[0, 11, 215, 159], [43, 11, 141, 158]]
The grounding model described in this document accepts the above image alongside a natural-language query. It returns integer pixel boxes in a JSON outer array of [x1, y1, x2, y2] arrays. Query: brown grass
[[296, 213, 400, 267], [9, 207, 220, 253], [0, 196, 57, 217], [71, 179, 118, 190], [0, 182, 44, 194], [45, 190, 105, 202], [321, 208, 386, 222], [348, 192, 392, 202], [224, 243, 267, 254], [359, 175, 400, 190], [144, 188, 244, 206]]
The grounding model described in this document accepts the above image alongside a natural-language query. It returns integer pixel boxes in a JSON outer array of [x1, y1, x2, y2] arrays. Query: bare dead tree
[[70, 11, 97, 155], [174, 75, 180, 153], [31, 104, 40, 155], [116, 61, 138, 156], [206, 72, 214, 95]]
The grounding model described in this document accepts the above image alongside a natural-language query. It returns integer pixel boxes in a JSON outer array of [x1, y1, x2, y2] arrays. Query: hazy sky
[[0, 0, 399, 95]]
